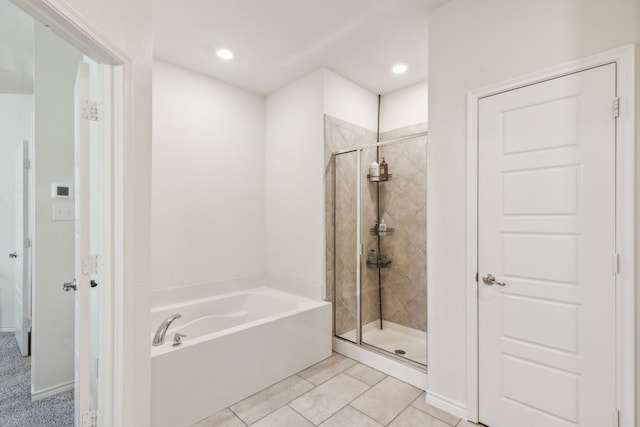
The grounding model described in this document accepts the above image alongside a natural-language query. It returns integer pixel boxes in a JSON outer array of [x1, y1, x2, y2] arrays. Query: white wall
[[427, 0, 640, 418], [379, 80, 428, 133], [324, 70, 428, 136], [265, 71, 325, 297], [265, 69, 378, 299], [152, 60, 266, 291], [0, 0, 33, 94], [0, 0, 34, 94], [0, 94, 32, 331], [151, 65, 378, 303], [31, 23, 81, 396], [323, 69, 378, 132]]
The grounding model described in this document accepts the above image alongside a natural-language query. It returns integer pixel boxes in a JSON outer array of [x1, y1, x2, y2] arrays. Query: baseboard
[[31, 381, 73, 401], [0, 327, 15, 333], [425, 390, 468, 421]]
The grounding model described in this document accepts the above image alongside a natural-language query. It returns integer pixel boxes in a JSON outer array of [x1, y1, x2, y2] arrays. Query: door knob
[[63, 279, 77, 292], [482, 273, 506, 286], [9, 252, 17, 258]]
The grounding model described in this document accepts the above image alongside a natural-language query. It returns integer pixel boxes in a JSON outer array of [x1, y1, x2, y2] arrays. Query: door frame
[[11, 0, 131, 424], [466, 45, 637, 426]]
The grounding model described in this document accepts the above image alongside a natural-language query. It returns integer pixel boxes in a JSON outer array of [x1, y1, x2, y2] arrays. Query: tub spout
[[153, 314, 182, 346]]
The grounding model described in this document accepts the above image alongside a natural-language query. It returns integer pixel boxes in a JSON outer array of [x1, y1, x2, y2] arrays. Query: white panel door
[[478, 64, 616, 427], [13, 139, 30, 356], [74, 61, 92, 427]]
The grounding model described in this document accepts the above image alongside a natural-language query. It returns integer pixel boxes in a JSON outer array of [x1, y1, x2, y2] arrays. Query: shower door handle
[[482, 274, 506, 287]]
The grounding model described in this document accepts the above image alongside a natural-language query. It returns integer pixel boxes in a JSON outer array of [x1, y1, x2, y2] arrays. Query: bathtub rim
[[150, 286, 330, 356]]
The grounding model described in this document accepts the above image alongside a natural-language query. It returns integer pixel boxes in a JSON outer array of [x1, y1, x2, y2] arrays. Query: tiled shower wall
[[378, 128, 427, 332], [324, 115, 427, 337]]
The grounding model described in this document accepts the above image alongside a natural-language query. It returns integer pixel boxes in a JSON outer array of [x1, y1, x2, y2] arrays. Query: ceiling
[[153, 0, 449, 96]]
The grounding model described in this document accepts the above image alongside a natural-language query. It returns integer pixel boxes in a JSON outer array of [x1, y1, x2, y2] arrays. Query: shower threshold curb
[[332, 337, 428, 391]]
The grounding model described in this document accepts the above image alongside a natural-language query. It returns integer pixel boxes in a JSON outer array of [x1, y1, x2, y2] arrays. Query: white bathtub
[[150, 286, 332, 427]]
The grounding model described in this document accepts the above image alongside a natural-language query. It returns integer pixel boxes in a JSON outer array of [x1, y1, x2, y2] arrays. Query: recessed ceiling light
[[216, 48, 234, 60], [392, 64, 408, 74]]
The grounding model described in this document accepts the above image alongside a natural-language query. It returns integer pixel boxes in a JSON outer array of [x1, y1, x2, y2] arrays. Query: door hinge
[[24, 237, 31, 248], [81, 100, 101, 121], [23, 159, 31, 170], [613, 408, 619, 427], [82, 409, 98, 427], [475, 272, 479, 282], [613, 253, 620, 275], [612, 97, 620, 118], [82, 256, 99, 276]]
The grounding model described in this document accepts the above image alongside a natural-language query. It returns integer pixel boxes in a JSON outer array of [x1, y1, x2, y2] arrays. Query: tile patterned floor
[[192, 353, 483, 427]]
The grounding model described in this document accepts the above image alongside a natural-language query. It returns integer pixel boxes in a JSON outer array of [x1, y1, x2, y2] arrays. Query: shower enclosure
[[325, 115, 427, 367]]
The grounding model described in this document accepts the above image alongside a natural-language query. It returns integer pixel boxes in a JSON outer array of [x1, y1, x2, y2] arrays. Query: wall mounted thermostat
[[51, 183, 72, 199]]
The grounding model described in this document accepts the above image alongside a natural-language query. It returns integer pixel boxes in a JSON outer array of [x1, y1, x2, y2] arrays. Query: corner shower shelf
[[369, 227, 395, 236], [366, 259, 392, 268], [366, 174, 393, 182]]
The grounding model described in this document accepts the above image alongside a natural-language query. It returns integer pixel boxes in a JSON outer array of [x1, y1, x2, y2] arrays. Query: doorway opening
[[1, 0, 126, 425]]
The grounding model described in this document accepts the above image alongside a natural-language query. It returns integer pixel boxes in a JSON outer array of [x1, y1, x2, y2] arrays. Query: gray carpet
[[0, 332, 74, 427]]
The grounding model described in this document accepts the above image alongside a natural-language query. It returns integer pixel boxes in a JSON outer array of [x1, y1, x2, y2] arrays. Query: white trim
[[10, 0, 127, 64], [333, 337, 428, 390], [0, 327, 16, 333], [95, 60, 114, 427], [612, 45, 638, 427], [466, 44, 637, 425], [465, 88, 480, 424], [11, 1, 131, 425], [31, 381, 74, 401], [111, 63, 126, 426], [425, 390, 468, 421]]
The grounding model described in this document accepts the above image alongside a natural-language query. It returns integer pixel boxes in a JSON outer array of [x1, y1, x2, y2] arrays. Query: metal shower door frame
[[332, 130, 429, 347]]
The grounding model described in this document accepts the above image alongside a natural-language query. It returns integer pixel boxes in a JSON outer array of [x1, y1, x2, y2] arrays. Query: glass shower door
[[331, 135, 427, 367], [332, 150, 358, 342]]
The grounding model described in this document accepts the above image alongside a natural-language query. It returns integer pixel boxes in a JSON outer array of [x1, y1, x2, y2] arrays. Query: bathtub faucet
[[152, 314, 182, 346]]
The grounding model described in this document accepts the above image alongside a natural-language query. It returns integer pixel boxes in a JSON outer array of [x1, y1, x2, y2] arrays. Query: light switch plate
[[52, 203, 75, 221]]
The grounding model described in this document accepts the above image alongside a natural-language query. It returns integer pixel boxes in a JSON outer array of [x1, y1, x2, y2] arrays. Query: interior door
[[74, 61, 93, 426], [13, 139, 30, 356], [478, 64, 616, 427]]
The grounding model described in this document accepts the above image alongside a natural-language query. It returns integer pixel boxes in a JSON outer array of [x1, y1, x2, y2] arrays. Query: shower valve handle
[[173, 333, 187, 347]]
